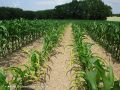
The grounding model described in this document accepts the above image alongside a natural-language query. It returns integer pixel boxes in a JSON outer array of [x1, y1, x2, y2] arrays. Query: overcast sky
[[0, 0, 120, 14]]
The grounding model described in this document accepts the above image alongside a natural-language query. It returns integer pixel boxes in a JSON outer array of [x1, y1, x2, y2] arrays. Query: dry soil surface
[[44, 24, 73, 90]]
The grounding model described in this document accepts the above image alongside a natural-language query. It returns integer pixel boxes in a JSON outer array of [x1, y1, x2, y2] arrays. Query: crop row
[[0, 21, 66, 90], [75, 21, 120, 61], [0, 19, 62, 58], [71, 24, 120, 90]]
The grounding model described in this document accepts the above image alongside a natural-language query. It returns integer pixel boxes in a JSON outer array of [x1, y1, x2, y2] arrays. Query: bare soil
[[44, 24, 73, 90], [0, 38, 43, 68], [84, 35, 120, 79]]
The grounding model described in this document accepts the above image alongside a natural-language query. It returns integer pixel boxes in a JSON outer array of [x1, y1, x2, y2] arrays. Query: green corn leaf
[[103, 66, 114, 90], [85, 70, 98, 90]]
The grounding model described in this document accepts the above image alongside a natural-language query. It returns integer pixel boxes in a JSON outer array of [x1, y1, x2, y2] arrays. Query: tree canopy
[[0, 0, 112, 20]]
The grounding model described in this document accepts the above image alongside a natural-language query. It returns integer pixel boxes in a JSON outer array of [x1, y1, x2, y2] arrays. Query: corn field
[[0, 19, 120, 90]]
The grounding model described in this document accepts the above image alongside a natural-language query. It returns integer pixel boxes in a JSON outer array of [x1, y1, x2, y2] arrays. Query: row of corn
[[74, 20, 120, 61], [0, 21, 66, 90], [0, 19, 61, 58], [71, 24, 120, 90]]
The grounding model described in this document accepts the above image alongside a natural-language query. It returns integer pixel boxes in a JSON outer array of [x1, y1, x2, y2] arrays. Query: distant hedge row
[[0, 0, 112, 20], [113, 14, 120, 17]]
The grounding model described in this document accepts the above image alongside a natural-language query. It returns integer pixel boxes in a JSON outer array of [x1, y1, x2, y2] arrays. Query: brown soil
[[43, 24, 73, 90], [0, 38, 43, 68], [83, 35, 120, 79]]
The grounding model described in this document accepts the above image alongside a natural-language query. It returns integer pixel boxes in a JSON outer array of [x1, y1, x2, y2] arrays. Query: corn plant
[[8, 66, 29, 90], [25, 50, 47, 83], [0, 24, 9, 57], [0, 68, 10, 90]]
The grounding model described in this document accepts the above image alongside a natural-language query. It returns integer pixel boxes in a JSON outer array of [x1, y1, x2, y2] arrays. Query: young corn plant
[[8, 66, 31, 90], [0, 68, 10, 90], [27, 50, 47, 83]]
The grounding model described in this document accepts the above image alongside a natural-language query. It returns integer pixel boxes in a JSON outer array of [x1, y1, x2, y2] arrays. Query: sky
[[0, 0, 120, 14]]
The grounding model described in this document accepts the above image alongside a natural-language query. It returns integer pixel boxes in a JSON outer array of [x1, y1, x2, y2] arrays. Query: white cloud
[[102, 0, 120, 4], [102, 0, 120, 13], [35, 0, 72, 6], [33, 0, 72, 10]]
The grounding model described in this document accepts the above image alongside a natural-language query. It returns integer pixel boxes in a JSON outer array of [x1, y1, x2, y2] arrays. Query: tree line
[[113, 14, 120, 17], [0, 0, 112, 20]]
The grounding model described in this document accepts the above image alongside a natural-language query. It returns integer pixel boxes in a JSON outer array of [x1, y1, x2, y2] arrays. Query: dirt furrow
[[44, 24, 73, 90]]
